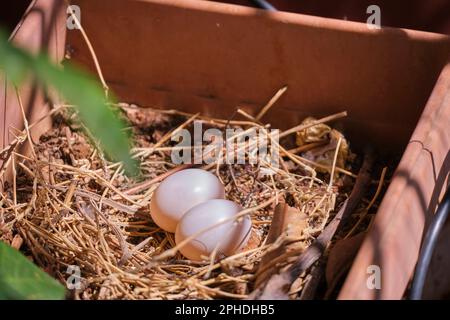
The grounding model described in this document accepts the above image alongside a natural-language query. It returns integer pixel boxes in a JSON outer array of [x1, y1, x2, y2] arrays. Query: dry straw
[[0, 91, 350, 299]]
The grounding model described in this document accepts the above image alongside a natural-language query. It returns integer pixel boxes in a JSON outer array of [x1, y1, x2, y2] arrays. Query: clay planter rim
[[2, 0, 450, 299]]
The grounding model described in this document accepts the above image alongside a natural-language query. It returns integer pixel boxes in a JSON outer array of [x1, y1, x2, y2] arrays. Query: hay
[[0, 100, 358, 299]]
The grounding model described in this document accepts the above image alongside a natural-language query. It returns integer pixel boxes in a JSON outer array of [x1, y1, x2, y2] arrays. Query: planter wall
[[2, 0, 450, 299], [216, 0, 450, 34], [0, 0, 66, 182]]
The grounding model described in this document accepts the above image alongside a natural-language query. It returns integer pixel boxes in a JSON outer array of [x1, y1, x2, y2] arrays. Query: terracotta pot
[[1, 0, 449, 299]]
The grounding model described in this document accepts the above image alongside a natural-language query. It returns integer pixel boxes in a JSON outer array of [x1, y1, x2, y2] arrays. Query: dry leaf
[[296, 117, 331, 145], [296, 117, 353, 175], [325, 232, 365, 297], [255, 203, 308, 287]]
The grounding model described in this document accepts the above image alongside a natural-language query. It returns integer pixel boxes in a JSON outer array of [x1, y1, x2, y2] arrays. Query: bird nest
[[0, 99, 374, 300]]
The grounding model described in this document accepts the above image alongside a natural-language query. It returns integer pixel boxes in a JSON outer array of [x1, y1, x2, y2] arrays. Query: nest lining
[[0, 103, 364, 300]]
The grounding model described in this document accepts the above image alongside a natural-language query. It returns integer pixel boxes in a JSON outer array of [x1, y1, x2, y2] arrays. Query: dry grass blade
[[344, 166, 387, 239], [255, 86, 288, 121], [279, 111, 347, 139]]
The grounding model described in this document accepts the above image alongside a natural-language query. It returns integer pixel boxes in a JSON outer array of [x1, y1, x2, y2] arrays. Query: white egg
[[175, 199, 252, 261], [150, 168, 225, 232]]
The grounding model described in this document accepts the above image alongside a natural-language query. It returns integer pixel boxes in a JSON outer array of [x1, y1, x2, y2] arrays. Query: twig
[[255, 86, 288, 121], [328, 137, 342, 192], [151, 113, 199, 154], [344, 166, 387, 238], [237, 108, 261, 124], [65, 0, 109, 96], [123, 164, 193, 195], [287, 141, 328, 154], [49, 185, 138, 214], [279, 111, 347, 139]]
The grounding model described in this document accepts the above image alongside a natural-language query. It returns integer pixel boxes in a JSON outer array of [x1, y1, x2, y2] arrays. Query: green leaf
[[0, 29, 138, 175], [0, 43, 29, 84], [0, 241, 66, 300]]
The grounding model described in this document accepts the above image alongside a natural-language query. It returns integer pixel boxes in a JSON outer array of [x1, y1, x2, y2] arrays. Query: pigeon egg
[[150, 169, 225, 232], [175, 199, 252, 261]]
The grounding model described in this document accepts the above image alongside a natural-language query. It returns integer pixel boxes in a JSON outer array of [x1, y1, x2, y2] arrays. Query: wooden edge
[[339, 61, 450, 299], [136, 0, 450, 41]]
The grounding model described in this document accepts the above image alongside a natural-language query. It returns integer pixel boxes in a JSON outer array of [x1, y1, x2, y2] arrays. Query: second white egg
[[150, 169, 225, 232], [175, 199, 252, 261]]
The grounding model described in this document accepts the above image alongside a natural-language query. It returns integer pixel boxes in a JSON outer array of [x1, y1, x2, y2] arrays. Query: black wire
[[410, 185, 450, 300], [250, 0, 277, 11]]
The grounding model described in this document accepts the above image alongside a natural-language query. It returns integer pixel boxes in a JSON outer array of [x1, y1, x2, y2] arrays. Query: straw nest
[[0, 99, 363, 299]]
